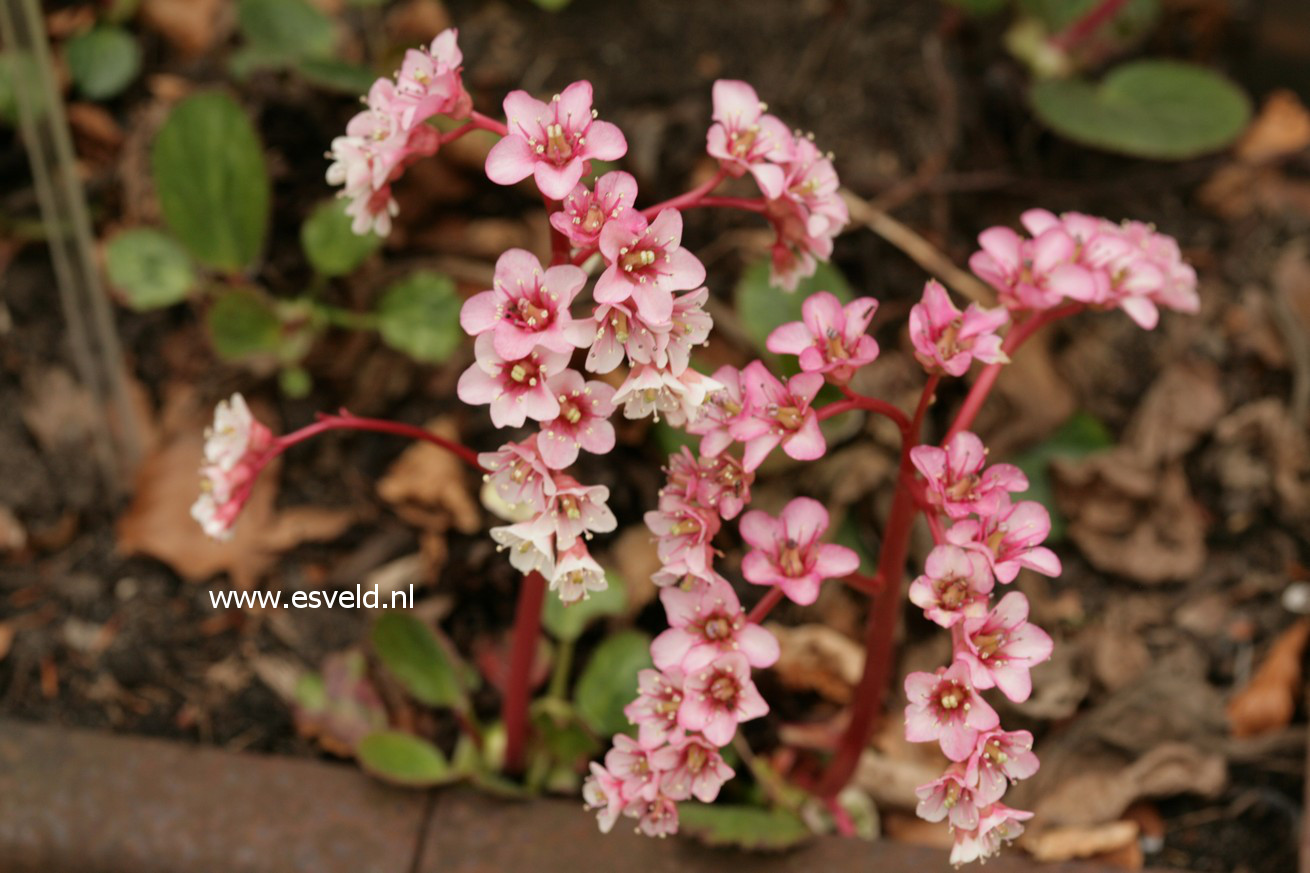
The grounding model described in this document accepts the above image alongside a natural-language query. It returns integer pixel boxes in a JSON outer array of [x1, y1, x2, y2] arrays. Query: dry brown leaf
[[20, 367, 98, 453], [1023, 820, 1140, 864], [1122, 362, 1226, 466], [139, 0, 228, 57], [606, 525, 661, 614], [1089, 626, 1151, 692], [1211, 400, 1310, 525], [766, 622, 864, 704], [854, 749, 944, 811], [376, 418, 480, 534], [0, 507, 26, 554], [1235, 89, 1310, 164], [882, 811, 955, 849], [1226, 618, 1310, 738]]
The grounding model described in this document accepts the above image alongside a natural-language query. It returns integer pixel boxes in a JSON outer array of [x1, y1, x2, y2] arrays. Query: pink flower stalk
[[485, 80, 628, 200], [586, 300, 661, 375], [624, 668, 685, 748], [686, 365, 747, 458], [455, 336, 571, 428], [651, 576, 780, 673], [907, 544, 995, 628], [945, 499, 1062, 584], [582, 762, 628, 833], [950, 805, 1033, 867], [549, 541, 609, 604], [489, 512, 556, 578], [739, 497, 859, 606], [545, 476, 617, 550], [956, 592, 1053, 703], [612, 364, 721, 427], [908, 280, 1009, 377], [538, 371, 616, 469], [910, 431, 1028, 520], [393, 29, 472, 126], [459, 249, 592, 359], [192, 394, 274, 540], [644, 492, 721, 576], [731, 362, 826, 471], [595, 209, 706, 325], [766, 292, 880, 383], [904, 662, 1000, 762], [705, 79, 793, 198], [678, 652, 769, 746], [478, 437, 555, 513], [661, 733, 735, 803], [966, 730, 1039, 807], [605, 734, 676, 802], [969, 223, 1095, 311], [916, 768, 982, 832], [550, 171, 638, 247]]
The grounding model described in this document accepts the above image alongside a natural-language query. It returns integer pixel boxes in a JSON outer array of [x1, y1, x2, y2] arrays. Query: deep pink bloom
[[731, 362, 825, 471], [910, 431, 1028, 520], [550, 171, 638, 247], [605, 734, 675, 803], [908, 280, 1009, 377], [459, 249, 592, 358], [456, 335, 570, 428], [739, 497, 859, 606], [950, 804, 1033, 866], [544, 475, 617, 550], [965, 729, 1039, 807], [485, 80, 628, 200], [957, 591, 1053, 703], [690, 452, 753, 520], [705, 79, 793, 198], [651, 576, 780, 673], [595, 209, 706, 325], [661, 733, 735, 803], [907, 544, 995, 628], [612, 364, 721, 428], [678, 652, 768, 746], [916, 768, 981, 832], [393, 29, 472, 125], [478, 437, 555, 513], [686, 365, 747, 458], [644, 492, 721, 576], [946, 499, 1062, 584], [969, 223, 1096, 311], [549, 540, 608, 605], [766, 292, 880, 383], [624, 668, 685, 748], [764, 137, 847, 290], [582, 762, 628, 834], [538, 371, 616, 469], [904, 662, 1000, 762]]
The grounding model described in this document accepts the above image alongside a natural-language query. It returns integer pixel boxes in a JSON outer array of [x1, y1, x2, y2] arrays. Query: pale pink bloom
[[739, 497, 859, 606], [612, 364, 721, 427], [731, 362, 826, 471], [910, 431, 1028, 520], [651, 576, 780, 673], [966, 729, 1039, 807], [489, 511, 556, 578], [950, 804, 1033, 866], [544, 476, 617, 550], [538, 371, 616, 469], [685, 365, 746, 458], [693, 452, 753, 520], [605, 734, 675, 803], [455, 335, 570, 428], [766, 292, 879, 383], [595, 209, 706, 325], [459, 249, 592, 359], [969, 224, 1095, 311], [678, 652, 768, 746], [916, 768, 981, 831], [1116, 220, 1199, 316], [764, 196, 828, 292], [192, 394, 273, 540], [780, 136, 847, 239], [632, 791, 680, 838], [191, 472, 251, 541], [485, 80, 628, 200], [582, 762, 628, 834], [549, 541, 609, 604], [661, 446, 704, 498], [655, 288, 713, 375], [585, 300, 661, 375], [624, 668, 685, 748], [705, 79, 793, 198], [907, 544, 995, 628], [341, 180, 401, 236], [957, 591, 1053, 703], [478, 437, 555, 513], [203, 393, 271, 471], [550, 171, 638, 247], [650, 561, 721, 590], [904, 662, 1000, 762], [644, 493, 721, 576], [908, 280, 1009, 377], [393, 29, 472, 126], [946, 499, 1062, 584], [661, 733, 735, 803]]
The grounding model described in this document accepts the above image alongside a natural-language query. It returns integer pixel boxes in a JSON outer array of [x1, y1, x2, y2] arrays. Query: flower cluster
[[903, 429, 1057, 865], [190, 394, 273, 540]]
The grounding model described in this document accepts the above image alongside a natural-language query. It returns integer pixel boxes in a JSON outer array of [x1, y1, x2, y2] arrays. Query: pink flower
[[203, 393, 271, 471], [904, 662, 999, 762], [731, 362, 826, 471], [644, 493, 721, 576], [692, 452, 754, 520], [478, 437, 555, 513], [624, 668, 685, 748], [969, 223, 1096, 310], [916, 768, 981, 831], [485, 80, 628, 200], [661, 734, 735, 803], [678, 652, 768, 746], [686, 365, 747, 458], [946, 499, 1062, 584], [908, 280, 1009, 377], [549, 541, 609, 604], [766, 292, 880, 383], [459, 249, 592, 359], [633, 792, 680, 837], [456, 335, 570, 428], [910, 431, 1028, 520], [650, 562, 722, 590], [585, 300, 660, 375], [545, 476, 617, 550], [550, 171, 638, 247], [393, 29, 472, 126], [612, 364, 721, 427], [582, 762, 628, 833], [950, 804, 1033, 866], [595, 209, 706, 325], [655, 288, 713, 374], [489, 512, 556, 578], [651, 576, 780, 673], [605, 734, 675, 802], [763, 137, 847, 290], [957, 592, 1053, 703], [538, 371, 616, 469], [739, 497, 859, 606], [907, 544, 995, 628], [966, 730, 1039, 807], [705, 79, 793, 198], [192, 394, 273, 540]]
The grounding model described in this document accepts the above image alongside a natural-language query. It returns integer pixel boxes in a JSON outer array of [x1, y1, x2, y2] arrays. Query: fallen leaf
[[1235, 89, 1310, 164], [882, 811, 954, 849], [20, 367, 98, 453], [1121, 362, 1226, 466], [1226, 617, 1310, 738], [1023, 820, 1140, 864], [376, 417, 480, 535], [1209, 399, 1310, 526], [0, 507, 26, 554], [605, 525, 661, 615], [139, 0, 228, 58], [765, 622, 864, 704], [1089, 625, 1152, 692]]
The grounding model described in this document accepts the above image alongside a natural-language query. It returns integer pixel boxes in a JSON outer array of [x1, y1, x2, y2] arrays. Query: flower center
[[685, 742, 707, 774], [545, 122, 575, 163], [559, 396, 584, 425], [938, 576, 969, 609], [703, 616, 733, 641], [609, 311, 630, 343], [620, 246, 657, 274], [936, 318, 963, 359], [709, 675, 738, 703], [973, 631, 1006, 660], [729, 126, 758, 158], [773, 405, 803, 430], [779, 541, 806, 577], [935, 680, 969, 714], [507, 358, 544, 386], [558, 495, 582, 520], [513, 297, 551, 329], [945, 474, 979, 502], [825, 331, 850, 360], [582, 203, 606, 234]]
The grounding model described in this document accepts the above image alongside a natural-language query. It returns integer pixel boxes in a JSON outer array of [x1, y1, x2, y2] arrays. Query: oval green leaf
[[376, 271, 464, 363], [152, 92, 270, 272], [206, 287, 283, 360], [104, 228, 196, 309], [371, 612, 469, 712], [574, 629, 651, 737], [678, 804, 813, 851], [301, 198, 382, 276], [356, 731, 454, 787], [237, 0, 335, 61], [1029, 60, 1251, 160], [66, 26, 141, 100]]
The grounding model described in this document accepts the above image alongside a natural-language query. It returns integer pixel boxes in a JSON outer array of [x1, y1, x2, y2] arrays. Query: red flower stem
[[470, 110, 509, 137], [639, 167, 729, 220], [840, 572, 882, 596], [926, 510, 946, 545], [818, 388, 913, 436], [746, 587, 786, 625], [503, 570, 548, 774], [545, 196, 571, 266], [686, 195, 767, 213], [274, 411, 485, 472], [1049, 0, 1131, 51]]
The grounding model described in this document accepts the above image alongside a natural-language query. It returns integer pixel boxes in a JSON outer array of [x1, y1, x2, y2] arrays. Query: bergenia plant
[[192, 28, 1199, 865]]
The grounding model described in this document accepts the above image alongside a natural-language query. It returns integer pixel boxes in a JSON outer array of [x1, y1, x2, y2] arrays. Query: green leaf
[[371, 612, 469, 712], [300, 198, 382, 276], [206, 288, 283, 360], [542, 571, 627, 643], [376, 271, 464, 363], [294, 649, 388, 753], [356, 731, 455, 787], [278, 365, 313, 397], [66, 26, 141, 100], [574, 630, 651, 737], [296, 57, 380, 94], [104, 228, 196, 309], [677, 804, 813, 851], [1029, 60, 1251, 160], [152, 92, 270, 271], [734, 258, 853, 369], [237, 0, 335, 61], [1011, 411, 1114, 541], [944, 0, 1008, 16]]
